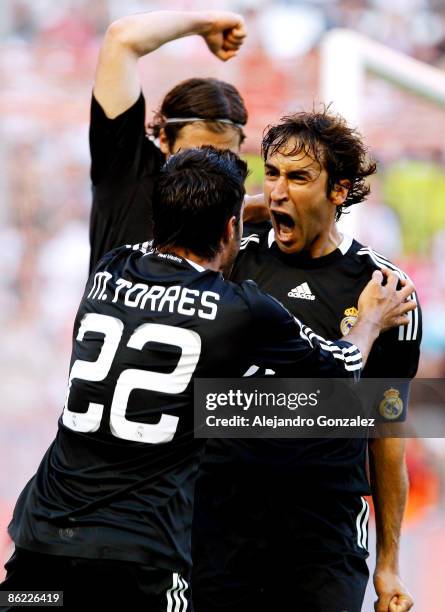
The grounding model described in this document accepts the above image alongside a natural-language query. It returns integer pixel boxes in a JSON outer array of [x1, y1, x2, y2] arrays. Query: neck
[[158, 246, 221, 272], [307, 224, 343, 258]]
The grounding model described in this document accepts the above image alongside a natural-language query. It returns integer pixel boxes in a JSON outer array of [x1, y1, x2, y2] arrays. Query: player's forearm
[[243, 194, 269, 224], [105, 11, 215, 58], [94, 11, 214, 118], [342, 317, 380, 367], [369, 438, 408, 571]]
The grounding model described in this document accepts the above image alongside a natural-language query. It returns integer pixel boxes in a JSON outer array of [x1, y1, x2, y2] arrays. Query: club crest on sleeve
[[340, 306, 358, 336], [379, 388, 404, 420]]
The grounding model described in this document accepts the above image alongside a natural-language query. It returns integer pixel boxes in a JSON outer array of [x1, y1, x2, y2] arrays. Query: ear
[[329, 179, 351, 206], [158, 128, 171, 156], [222, 216, 237, 244]]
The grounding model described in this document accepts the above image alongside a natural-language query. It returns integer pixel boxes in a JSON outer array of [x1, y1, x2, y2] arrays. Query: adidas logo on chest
[[288, 282, 316, 300]]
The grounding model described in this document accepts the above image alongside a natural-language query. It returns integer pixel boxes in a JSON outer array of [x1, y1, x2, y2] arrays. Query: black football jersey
[[200, 224, 422, 495], [8, 244, 361, 572], [89, 93, 164, 274]]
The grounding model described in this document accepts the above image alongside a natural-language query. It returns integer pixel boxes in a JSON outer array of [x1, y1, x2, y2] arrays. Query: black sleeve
[[241, 282, 363, 379], [89, 93, 147, 186], [242, 220, 272, 236], [88, 94, 163, 274], [364, 294, 422, 421], [231, 225, 271, 283]]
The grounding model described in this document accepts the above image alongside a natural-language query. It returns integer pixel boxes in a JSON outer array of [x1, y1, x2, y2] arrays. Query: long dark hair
[[150, 78, 248, 147]]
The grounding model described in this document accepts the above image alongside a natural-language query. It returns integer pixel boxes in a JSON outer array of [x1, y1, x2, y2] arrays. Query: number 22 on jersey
[[62, 313, 201, 444]]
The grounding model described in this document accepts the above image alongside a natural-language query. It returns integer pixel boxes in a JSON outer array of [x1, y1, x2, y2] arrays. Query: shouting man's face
[[264, 138, 348, 256]]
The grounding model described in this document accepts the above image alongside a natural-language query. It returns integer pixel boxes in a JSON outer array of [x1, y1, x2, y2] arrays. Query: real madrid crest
[[379, 388, 404, 420], [340, 306, 358, 336]]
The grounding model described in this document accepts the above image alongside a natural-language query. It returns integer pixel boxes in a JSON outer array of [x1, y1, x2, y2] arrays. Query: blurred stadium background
[[0, 0, 444, 608]]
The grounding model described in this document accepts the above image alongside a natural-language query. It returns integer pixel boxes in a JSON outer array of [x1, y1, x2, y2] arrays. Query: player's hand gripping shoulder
[[200, 12, 247, 62], [345, 269, 416, 366], [374, 569, 414, 611], [357, 269, 416, 334]]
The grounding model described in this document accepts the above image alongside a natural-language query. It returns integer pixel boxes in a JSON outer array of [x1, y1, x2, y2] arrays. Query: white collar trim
[[338, 233, 353, 255], [184, 257, 205, 272]]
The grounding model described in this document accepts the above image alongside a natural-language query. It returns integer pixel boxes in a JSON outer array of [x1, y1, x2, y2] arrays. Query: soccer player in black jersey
[[1, 148, 414, 611], [89, 9, 267, 274], [192, 117, 421, 612]]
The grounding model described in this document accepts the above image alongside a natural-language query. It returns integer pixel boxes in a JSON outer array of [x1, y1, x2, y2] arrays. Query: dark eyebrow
[[286, 167, 319, 182], [287, 168, 312, 176], [264, 162, 319, 180]]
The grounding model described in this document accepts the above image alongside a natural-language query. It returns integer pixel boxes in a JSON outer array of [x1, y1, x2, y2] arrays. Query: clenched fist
[[201, 12, 247, 61]]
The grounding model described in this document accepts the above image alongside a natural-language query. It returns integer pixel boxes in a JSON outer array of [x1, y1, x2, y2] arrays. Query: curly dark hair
[[261, 108, 377, 220]]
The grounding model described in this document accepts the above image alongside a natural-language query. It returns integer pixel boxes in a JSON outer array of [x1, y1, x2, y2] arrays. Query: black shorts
[[0, 547, 191, 612], [192, 470, 369, 612]]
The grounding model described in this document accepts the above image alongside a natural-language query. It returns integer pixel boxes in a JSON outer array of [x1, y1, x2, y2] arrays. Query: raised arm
[[93, 11, 246, 119]]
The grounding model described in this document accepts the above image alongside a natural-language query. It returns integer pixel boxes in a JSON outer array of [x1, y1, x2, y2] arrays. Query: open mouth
[[271, 210, 295, 241]]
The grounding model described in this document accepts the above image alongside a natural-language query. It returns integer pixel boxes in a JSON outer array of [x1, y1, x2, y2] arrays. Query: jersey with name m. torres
[[8, 244, 361, 572]]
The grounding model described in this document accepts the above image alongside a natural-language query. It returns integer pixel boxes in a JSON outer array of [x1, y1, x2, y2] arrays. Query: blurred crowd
[[1, 1, 445, 604], [3, 0, 445, 64]]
